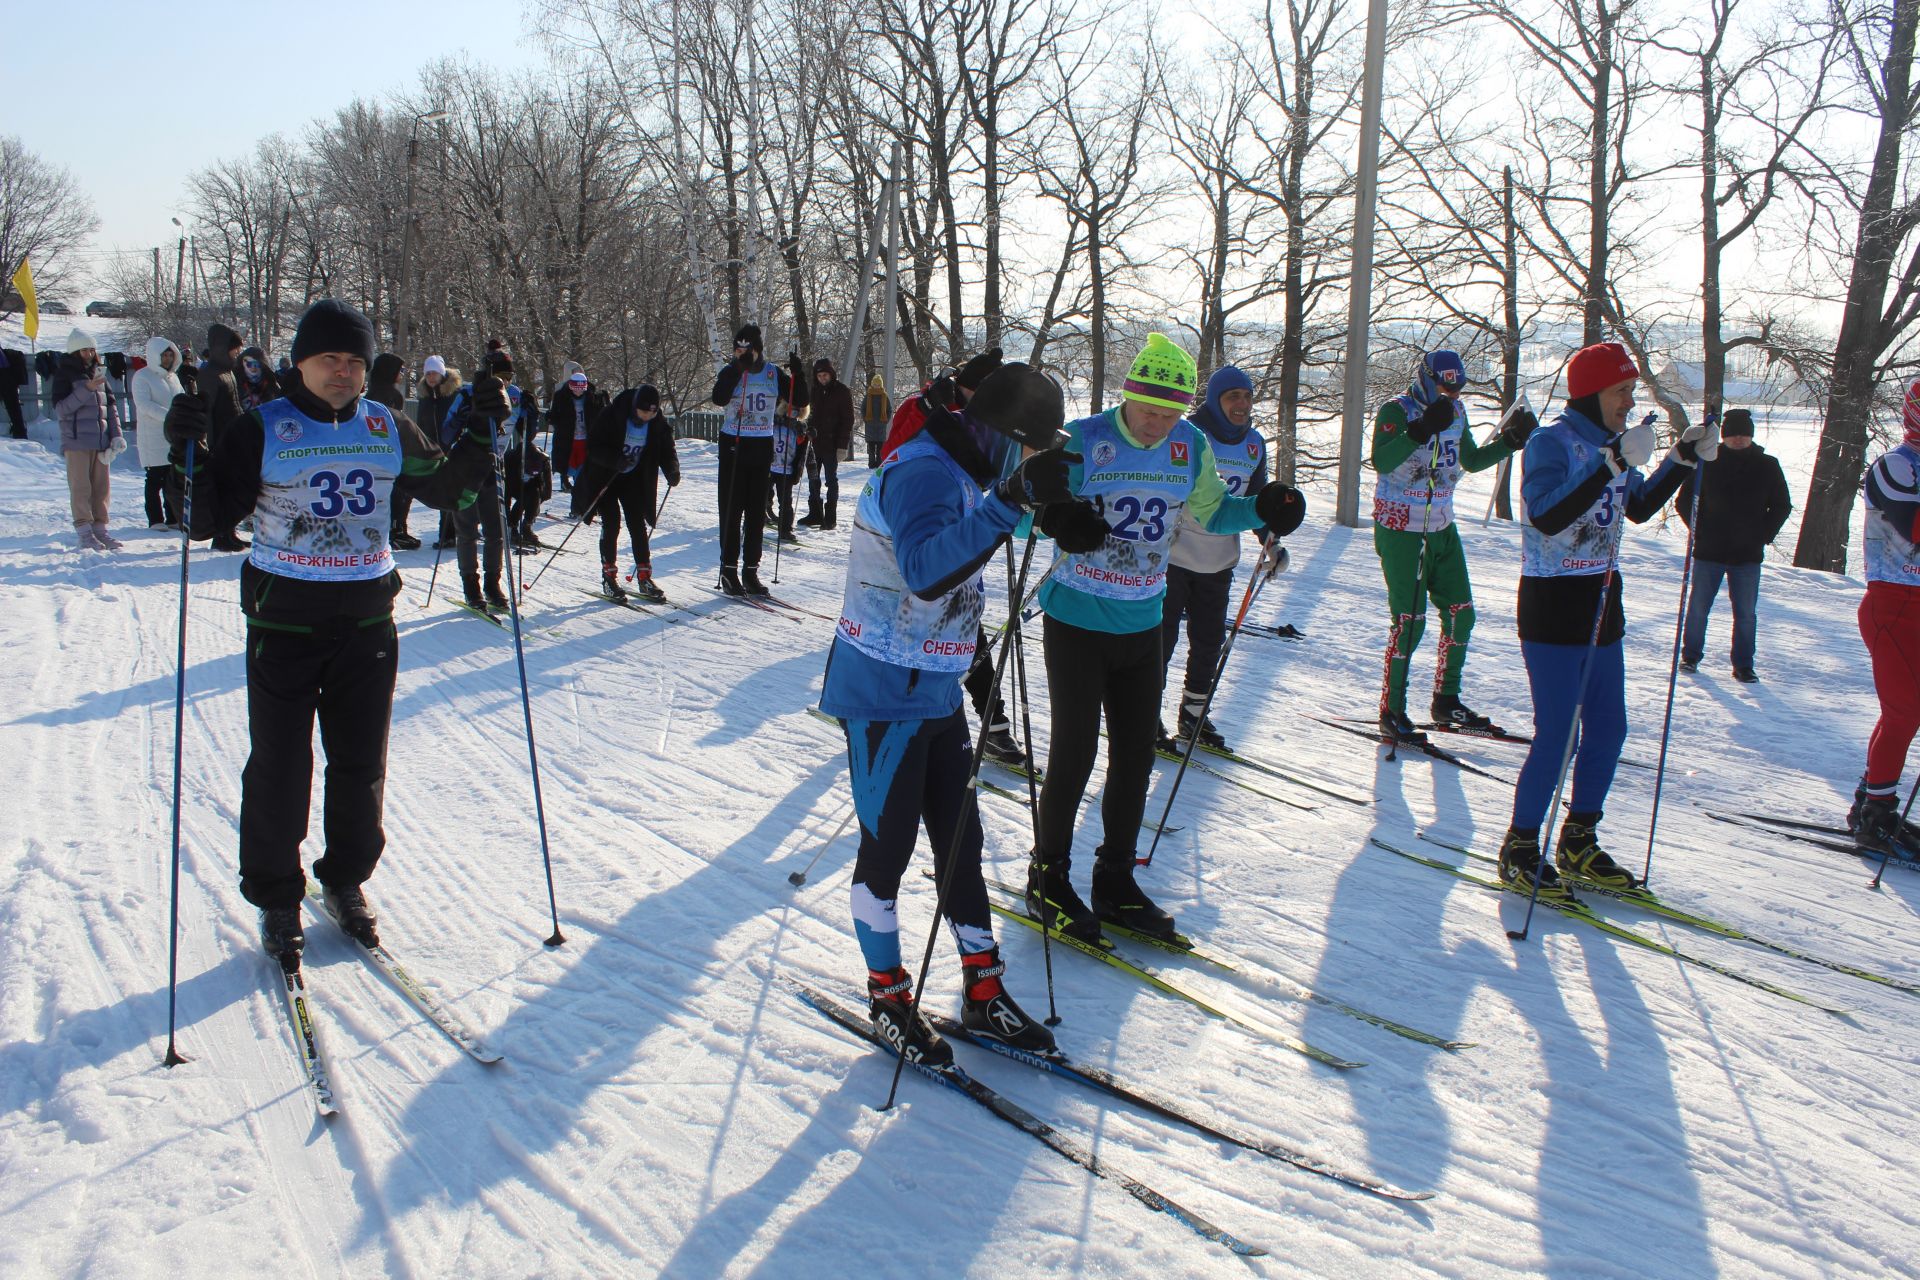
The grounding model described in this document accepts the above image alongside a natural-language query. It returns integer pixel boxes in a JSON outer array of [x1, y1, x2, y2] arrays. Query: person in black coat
[[1674, 408, 1793, 682], [578, 383, 681, 602], [170, 323, 250, 551], [547, 364, 609, 508]]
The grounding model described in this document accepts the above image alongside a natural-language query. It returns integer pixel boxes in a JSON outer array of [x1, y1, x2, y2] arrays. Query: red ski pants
[[1860, 582, 1920, 789]]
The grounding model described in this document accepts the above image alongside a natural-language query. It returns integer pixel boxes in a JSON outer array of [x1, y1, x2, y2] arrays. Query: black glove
[[1499, 408, 1539, 450], [1407, 397, 1454, 444], [994, 447, 1080, 509], [1038, 499, 1110, 553], [164, 391, 209, 445], [472, 375, 511, 423], [1254, 483, 1306, 537], [924, 375, 958, 412]]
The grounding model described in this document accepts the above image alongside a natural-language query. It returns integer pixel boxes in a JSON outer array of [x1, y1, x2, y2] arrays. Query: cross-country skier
[[1372, 350, 1538, 742], [1158, 363, 1278, 752], [163, 299, 500, 961], [820, 362, 1082, 1064], [1849, 380, 1920, 853], [1024, 334, 1306, 944], [710, 324, 791, 595], [1498, 342, 1715, 896], [578, 383, 680, 603]]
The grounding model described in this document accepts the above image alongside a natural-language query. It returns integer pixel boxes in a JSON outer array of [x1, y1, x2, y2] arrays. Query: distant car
[[42, 300, 73, 316], [85, 301, 127, 318]]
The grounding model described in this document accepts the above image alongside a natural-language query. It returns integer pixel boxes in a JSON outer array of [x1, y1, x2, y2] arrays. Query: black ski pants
[[238, 617, 399, 909], [1035, 615, 1165, 868], [455, 479, 504, 586], [964, 626, 1008, 727], [1160, 563, 1233, 701], [843, 710, 995, 970], [144, 464, 179, 526], [771, 471, 797, 534], [599, 470, 658, 570], [718, 433, 773, 568]]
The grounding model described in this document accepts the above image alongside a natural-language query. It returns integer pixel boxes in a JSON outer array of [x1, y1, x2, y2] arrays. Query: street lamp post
[[394, 109, 450, 364]]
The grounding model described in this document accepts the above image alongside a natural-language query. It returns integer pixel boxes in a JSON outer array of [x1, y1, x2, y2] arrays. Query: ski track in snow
[[2, 420, 1917, 1277]]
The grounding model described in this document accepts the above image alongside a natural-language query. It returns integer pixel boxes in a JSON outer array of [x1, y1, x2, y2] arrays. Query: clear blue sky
[[6, 0, 545, 302]]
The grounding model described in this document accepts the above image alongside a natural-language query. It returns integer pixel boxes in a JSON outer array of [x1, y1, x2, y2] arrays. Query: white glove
[[1604, 422, 1656, 475], [106, 437, 128, 459], [1260, 543, 1290, 580], [1678, 417, 1721, 464]]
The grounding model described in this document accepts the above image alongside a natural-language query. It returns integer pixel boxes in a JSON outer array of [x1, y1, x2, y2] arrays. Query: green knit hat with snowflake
[[1121, 333, 1198, 411]]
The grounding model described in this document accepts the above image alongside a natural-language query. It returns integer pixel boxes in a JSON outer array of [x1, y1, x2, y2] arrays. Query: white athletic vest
[[772, 414, 802, 474], [1521, 434, 1627, 578], [1373, 396, 1466, 531], [1169, 427, 1264, 573], [619, 417, 651, 474], [250, 398, 403, 582], [836, 435, 983, 671], [1864, 445, 1920, 586], [725, 363, 779, 439], [1052, 414, 1196, 601]]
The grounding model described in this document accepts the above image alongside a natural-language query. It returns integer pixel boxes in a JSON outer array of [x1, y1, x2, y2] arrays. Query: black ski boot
[[324, 884, 380, 947], [1850, 789, 1920, 852], [601, 563, 628, 601], [1091, 854, 1177, 941], [1155, 720, 1182, 754], [718, 565, 745, 596], [777, 526, 801, 545], [980, 720, 1031, 772], [1379, 708, 1427, 745], [261, 904, 306, 966], [1024, 855, 1104, 945], [485, 580, 511, 614], [1430, 693, 1494, 732], [960, 947, 1057, 1054], [462, 574, 487, 611], [742, 566, 770, 596], [632, 571, 667, 604], [1554, 812, 1643, 890], [1497, 827, 1573, 901], [1177, 698, 1228, 751], [867, 966, 953, 1068]]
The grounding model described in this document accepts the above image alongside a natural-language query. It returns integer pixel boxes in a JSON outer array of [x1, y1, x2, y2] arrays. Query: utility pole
[[842, 144, 901, 385], [1335, 0, 1390, 528], [171, 217, 187, 309], [881, 143, 902, 399], [394, 109, 451, 363], [152, 247, 162, 319]]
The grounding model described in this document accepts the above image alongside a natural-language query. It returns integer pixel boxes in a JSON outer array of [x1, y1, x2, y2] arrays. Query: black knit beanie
[[633, 383, 661, 411], [290, 299, 376, 367], [734, 323, 763, 352], [956, 347, 1004, 390], [1722, 408, 1756, 438]]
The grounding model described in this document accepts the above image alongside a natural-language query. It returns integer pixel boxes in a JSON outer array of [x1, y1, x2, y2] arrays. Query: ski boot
[[1091, 853, 1178, 942], [1379, 708, 1427, 745], [742, 566, 770, 597], [1430, 693, 1494, 732], [1154, 720, 1183, 755], [601, 563, 628, 601], [1554, 812, 1643, 891], [718, 565, 745, 596], [323, 884, 380, 947], [485, 580, 512, 614], [1497, 827, 1573, 901], [261, 904, 306, 966], [632, 569, 667, 604], [960, 947, 1057, 1054], [1024, 855, 1104, 945], [1177, 699, 1228, 751], [462, 574, 488, 612], [1678, 658, 1699, 674], [867, 966, 953, 1067], [980, 719, 1031, 773], [1850, 788, 1920, 853]]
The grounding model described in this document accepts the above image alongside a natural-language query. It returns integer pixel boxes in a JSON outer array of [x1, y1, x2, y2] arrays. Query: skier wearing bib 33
[[164, 299, 500, 962], [1498, 342, 1715, 897], [1372, 350, 1537, 742], [1025, 334, 1305, 944], [820, 363, 1081, 1065]]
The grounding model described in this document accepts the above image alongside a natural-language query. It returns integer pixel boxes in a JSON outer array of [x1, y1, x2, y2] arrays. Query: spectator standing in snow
[[237, 346, 281, 412], [1673, 408, 1792, 683], [171, 323, 251, 552], [1, 347, 28, 438], [54, 327, 129, 550], [132, 336, 185, 528], [163, 298, 498, 962], [413, 356, 463, 549], [547, 364, 605, 509], [861, 374, 889, 467], [800, 357, 854, 529], [366, 354, 423, 549]]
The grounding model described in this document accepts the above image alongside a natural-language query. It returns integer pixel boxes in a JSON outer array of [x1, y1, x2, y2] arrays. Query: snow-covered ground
[[2, 408, 1915, 1278]]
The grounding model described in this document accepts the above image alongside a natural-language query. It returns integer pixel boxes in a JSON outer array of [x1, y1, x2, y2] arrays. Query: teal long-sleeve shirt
[[1027, 406, 1266, 635]]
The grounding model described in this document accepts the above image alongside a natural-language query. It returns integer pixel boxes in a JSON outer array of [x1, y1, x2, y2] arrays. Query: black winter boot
[[1177, 692, 1228, 751], [323, 884, 380, 947], [822, 499, 838, 530], [798, 500, 823, 528], [261, 905, 305, 966], [960, 947, 1057, 1054], [718, 565, 744, 596], [485, 580, 511, 613], [462, 575, 487, 610], [742, 566, 770, 596]]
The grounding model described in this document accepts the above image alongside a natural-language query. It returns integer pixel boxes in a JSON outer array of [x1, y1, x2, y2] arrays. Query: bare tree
[[0, 135, 99, 319]]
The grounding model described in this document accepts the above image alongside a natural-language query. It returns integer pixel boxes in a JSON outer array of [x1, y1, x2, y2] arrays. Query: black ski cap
[[967, 362, 1065, 451]]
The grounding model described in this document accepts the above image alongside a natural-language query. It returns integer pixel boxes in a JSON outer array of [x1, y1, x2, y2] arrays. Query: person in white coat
[[133, 337, 184, 528]]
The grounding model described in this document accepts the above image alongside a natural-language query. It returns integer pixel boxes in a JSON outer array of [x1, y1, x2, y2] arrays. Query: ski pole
[[1005, 541, 1058, 1027], [523, 476, 613, 593], [651, 485, 672, 531], [788, 805, 859, 888], [1143, 537, 1281, 869], [164, 438, 195, 1069], [1869, 774, 1920, 890], [882, 531, 1040, 1112], [1642, 414, 1714, 886], [1510, 466, 1636, 943], [493, 423, 566, 946]]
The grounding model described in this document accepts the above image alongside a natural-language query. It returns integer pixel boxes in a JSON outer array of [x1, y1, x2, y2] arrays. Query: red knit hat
[[1566, 342, 1639, 399]]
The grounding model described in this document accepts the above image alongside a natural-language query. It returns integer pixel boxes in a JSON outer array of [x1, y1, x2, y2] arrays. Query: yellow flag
[[10, 257, 36, 343]]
